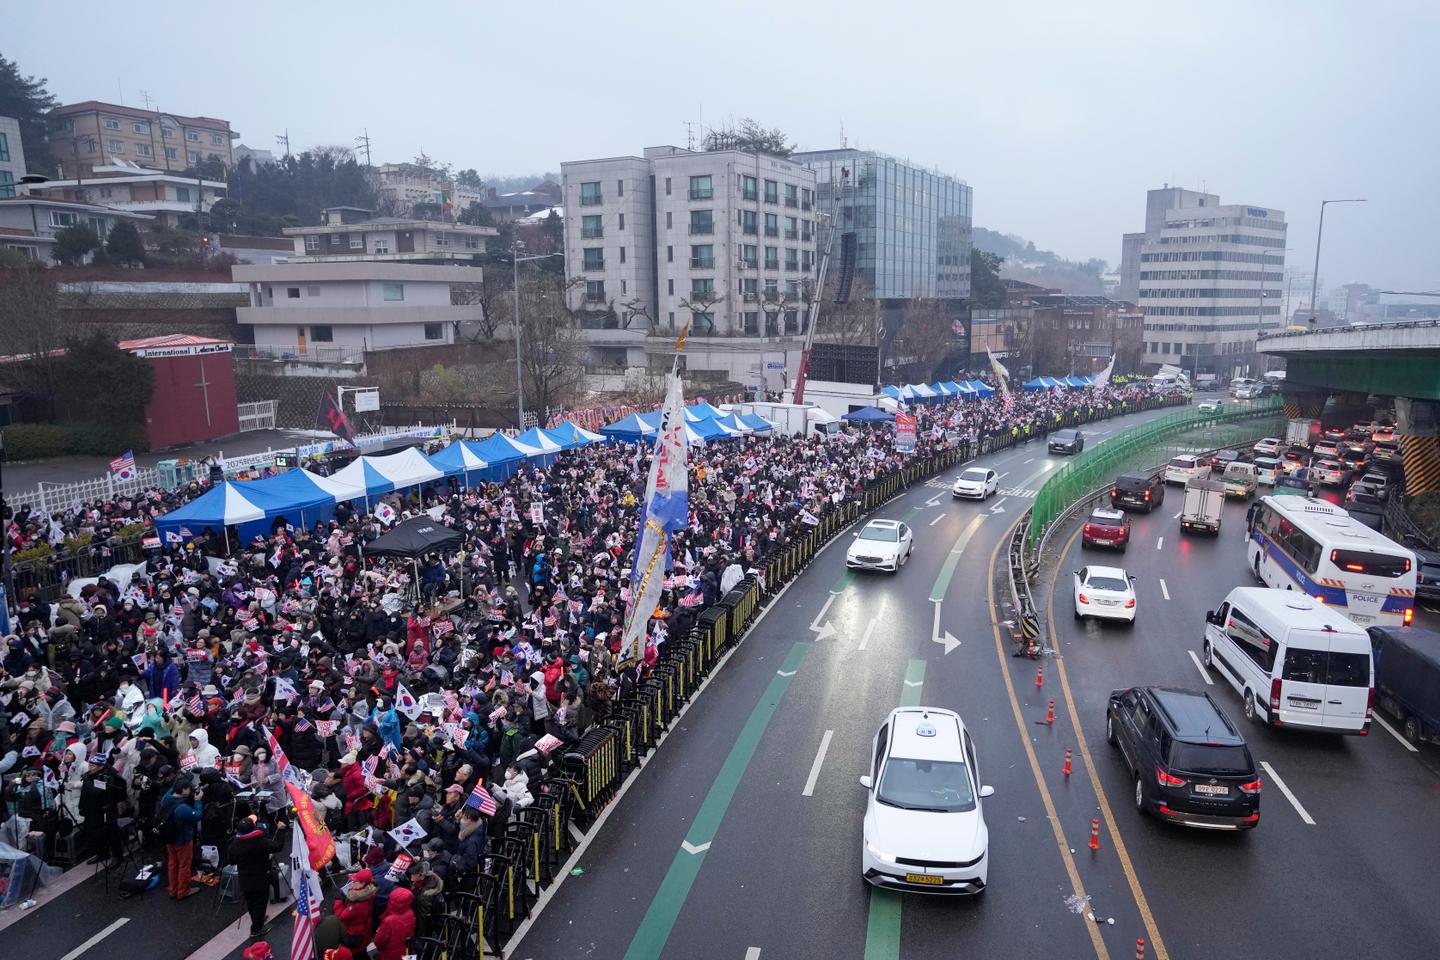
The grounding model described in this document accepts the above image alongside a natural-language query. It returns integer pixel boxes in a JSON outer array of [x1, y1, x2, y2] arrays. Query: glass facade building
[[795, 148, 973, 300]]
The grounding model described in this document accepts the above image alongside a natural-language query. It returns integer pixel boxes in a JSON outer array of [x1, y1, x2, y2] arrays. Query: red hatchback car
[[1082, 507, 1131, 550]]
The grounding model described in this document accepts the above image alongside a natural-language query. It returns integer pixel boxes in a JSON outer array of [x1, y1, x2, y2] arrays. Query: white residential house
[[21, 160, 225, 228], [0, 196, 150, 263]]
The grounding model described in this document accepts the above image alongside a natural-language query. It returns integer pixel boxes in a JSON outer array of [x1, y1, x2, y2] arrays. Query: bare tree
[[891, 298, 957, 382], [816, 273, 880, 348], [677, 289, 725, 336], [0, 263, 67, 419], [517, 271, 586, 418], [620, 297, 654, 332]]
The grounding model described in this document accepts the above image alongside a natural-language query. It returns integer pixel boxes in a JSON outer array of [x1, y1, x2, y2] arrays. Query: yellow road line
[[1049, 524, 1170, 960], [984, 520, 1111, 960]]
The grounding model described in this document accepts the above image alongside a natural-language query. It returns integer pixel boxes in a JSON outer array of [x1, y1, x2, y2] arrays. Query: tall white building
[[560, 145, 819, 388], [1120, 187, 1286, 377]]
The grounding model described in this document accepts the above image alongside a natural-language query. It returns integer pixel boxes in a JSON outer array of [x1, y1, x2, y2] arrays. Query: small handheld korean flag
[[395, 682, 422, 720], [388, 817, 428, 849]]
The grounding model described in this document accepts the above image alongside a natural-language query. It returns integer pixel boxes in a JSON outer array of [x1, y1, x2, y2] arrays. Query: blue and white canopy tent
[[600, 411, 660, 442], [427, 440, 491, 487], [546, 422, 606, 449], [154, 482, 268, 548], [738, 413, 775, 432]]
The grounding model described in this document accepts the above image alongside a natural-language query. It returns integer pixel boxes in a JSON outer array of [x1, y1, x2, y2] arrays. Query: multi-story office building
[[48, 101, 237, 177], [560, 145, 818, 388], [1119, 187, 1286, 377], [0, 116, 25, 198]]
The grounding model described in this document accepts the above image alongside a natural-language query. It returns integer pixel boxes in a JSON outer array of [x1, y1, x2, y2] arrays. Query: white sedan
[[1073, 565, 1137, 624], [861, 707, 992, 895], [1197, 399, 1223, 413], [952, 467, 998, 500], [847, 519, 913, 572]]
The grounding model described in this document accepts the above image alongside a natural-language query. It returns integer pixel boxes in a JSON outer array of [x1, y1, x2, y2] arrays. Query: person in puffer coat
[[372, 886, 415, 960], [333, 867, 377, 949]]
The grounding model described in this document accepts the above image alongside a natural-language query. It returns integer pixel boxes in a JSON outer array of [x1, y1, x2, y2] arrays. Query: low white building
[[21, 160, 225, 228], [282, 207, 495, 264], [0, 196, 150, 263], [233, 261, 483, 357]]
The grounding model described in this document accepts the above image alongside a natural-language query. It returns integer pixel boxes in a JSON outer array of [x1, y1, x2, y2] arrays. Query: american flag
[[187, 692, 204, 714], [109, 450, 136, 482], [290, 824, 321, 960], [466, 782, 498, 816]]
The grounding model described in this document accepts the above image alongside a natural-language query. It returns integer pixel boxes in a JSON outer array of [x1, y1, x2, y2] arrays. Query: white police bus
[[1246, 495, 1417, 627]]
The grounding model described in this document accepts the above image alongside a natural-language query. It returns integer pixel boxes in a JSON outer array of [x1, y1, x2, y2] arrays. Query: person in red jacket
[[333, 867, 377, 950], [372, 886, 415, 960], [339, 753, 374, 830], [543, 656, 564, 709]]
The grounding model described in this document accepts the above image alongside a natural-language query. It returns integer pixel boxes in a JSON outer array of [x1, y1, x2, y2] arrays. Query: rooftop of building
[[26, 160, 225, 189], [793, 146, 969, 184], [0, 195, 152, 220], [282, 216, 496, 237], [51, 100, 236, 134]]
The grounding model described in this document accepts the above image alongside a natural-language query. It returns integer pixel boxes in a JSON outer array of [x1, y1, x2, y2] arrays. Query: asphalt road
[[1049, 488, 1440, 960], [511, 404, 1185, 960]]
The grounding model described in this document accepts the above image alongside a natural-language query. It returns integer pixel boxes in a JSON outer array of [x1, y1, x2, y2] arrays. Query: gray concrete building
[[560, 145, 818, 389], [1120, 186, 1287, 377], [0, 116, 25, 198]]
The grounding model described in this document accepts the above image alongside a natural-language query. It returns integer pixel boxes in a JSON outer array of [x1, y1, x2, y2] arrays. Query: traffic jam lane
[[1051, 491, 1440, 959]]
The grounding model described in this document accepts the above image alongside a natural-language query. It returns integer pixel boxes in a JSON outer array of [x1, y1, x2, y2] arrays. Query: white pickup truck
[[1180, 478, 1226, 535]]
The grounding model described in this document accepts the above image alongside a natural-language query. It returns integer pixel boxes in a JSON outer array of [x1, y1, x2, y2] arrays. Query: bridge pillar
[[1281, 387, 1328, 420], [1395, 398, 1440, 497]]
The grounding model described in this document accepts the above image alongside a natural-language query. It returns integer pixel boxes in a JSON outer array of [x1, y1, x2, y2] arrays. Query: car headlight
[[866, 842, 897, 864]]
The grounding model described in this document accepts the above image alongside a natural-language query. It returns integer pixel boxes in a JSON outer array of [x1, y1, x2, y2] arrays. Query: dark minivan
[[1106, 686, 1261, 830], [1111, 472, 1165, 512]]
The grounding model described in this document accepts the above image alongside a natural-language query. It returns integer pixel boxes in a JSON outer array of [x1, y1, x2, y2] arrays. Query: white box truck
[[1285, 418, 1321, 449], [1180, 478, 1225, 535]]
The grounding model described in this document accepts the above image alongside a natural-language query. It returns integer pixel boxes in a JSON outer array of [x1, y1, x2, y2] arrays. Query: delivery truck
[[1368, 626, 1440, 745], [1285, 418, 1321, 449], [1180, 478, 1225, 535]]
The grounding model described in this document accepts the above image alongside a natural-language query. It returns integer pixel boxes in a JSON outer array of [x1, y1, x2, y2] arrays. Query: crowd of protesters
[[0, 380, 1175, 944]]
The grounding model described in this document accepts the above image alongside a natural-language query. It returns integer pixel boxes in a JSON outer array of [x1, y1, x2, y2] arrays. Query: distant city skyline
[[6, 0, 1435, 289]]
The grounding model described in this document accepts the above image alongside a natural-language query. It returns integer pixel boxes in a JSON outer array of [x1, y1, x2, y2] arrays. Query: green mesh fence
[[1028, 397, 1284, 552]]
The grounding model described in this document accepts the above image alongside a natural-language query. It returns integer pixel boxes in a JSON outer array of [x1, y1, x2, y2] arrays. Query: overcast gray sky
[[8, 0, 1437, 290]]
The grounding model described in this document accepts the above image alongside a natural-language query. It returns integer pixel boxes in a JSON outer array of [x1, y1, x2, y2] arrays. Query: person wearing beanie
[[333, 867, 378, 949], [229, 813, 284, 937]]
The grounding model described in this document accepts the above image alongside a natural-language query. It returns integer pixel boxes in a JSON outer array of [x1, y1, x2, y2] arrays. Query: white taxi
[[861, 707, 992, 895]]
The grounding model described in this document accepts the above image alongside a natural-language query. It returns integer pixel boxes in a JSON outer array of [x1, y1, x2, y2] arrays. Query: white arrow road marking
[[931, 600, 961, 654], [745, 950, 762, 960], [776, 670, 797, 677], [802, 730, 834, 797], [810, 593, 838, 641], [1159, 578, 1170, 600], [903, 680, 924, 687], [989, 497, 1009, 515], [1260, 761, 1315, 825], [858, 614, 879, 651], [926, 493, 943, 507], [1187, 649, 1212, 685], [681, 840, 712, 855]]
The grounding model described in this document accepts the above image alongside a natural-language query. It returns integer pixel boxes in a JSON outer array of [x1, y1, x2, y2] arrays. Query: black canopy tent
[[364, 516, 462, 558]]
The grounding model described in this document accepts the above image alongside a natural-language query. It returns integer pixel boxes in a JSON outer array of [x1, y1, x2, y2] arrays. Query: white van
[[1201, 587, 1373, 735]]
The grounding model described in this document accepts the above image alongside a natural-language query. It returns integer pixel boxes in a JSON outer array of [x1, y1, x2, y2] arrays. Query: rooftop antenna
[[117, 77, 125, 105], [840, 118, 846, 149], [140, 90, 154, 111], [684, 120, 698, 151]]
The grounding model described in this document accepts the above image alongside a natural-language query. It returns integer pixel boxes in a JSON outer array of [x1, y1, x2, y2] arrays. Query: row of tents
[[877, 376, 1102, 405], [154, 407, 775, 545]]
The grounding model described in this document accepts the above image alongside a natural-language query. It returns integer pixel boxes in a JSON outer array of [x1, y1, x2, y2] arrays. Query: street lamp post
[[1308, 198, 1366, 324], [510, 241, 564, 429], [1253, 245, 1291, 375]]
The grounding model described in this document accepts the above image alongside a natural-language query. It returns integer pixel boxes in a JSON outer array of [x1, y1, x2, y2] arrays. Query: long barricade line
[[454, 394, 1193, 958]]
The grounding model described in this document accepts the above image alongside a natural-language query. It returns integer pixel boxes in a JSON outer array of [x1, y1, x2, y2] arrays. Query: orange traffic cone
[[1088, 818, 1101, 850], [1046, 699, 1055, 725], [1063, 748, 1073, 777]]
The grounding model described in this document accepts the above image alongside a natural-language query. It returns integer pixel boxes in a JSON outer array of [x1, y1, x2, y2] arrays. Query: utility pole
[[355, 128, 372, 167], [276, 129, 291, 158]]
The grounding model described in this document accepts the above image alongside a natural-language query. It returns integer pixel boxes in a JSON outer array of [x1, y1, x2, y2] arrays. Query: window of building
[[616, 179, 624, 197], [131, 121, 149, 135], [306, 285, 321, 297], [742, 175, 757, 201], [741, 244, 758, 268], [164, 146, 178, 161], [785, 249, 799, 271], [103, 116, 121, 130], [784, 216, 798, 240], [802, 250, 812, 271], [665, 212, 672, 229], [579, 182, 602, 205], [786, 279, 800, 298], [176, 186, 191, 202], [383, 282, 404, 301], [689, 175, 713, 200], [619, 246, 626, 264], [329, 233, 341, 245], [764, 246, 779, 270], [372, 239, 390, 254], [433, 231, 451, 248], [583, 247, 604, 270], [691, 244, 714, 269], [784, 309, 799, 333], [186, 130, 200, 142], [802, 188, 813, 210], [618, 213, 625, 230], [785, 184, 799, 207], [693, 311, 715, 333], [742, 278, 758, 300], [87, 217, 107, 238], [349, 235, 364, 249], [305, 235, 320, 251], [0, 171, 13, 199], [0, 132, 11, 162], [585, 280, 606, 302], [668, 311, 675, 327], [668, 279, 675, 295], [741, 210, 757, 235], [743, 311, 759, 334], [692, 278, 714, 297], [764, 278, 778, 298], [49, 210, 79, 227], [666, 245, 673, 263], [621, 279, 627, 294], [211, 133, 224, 146], [311, 325, 334, 342], [463, 235, 480, 249], [161, 126, 175, 139], [107, 139, 125, 154], [802, 219, 812, 241], [187, 150, 200, 164], [664, 177, 672, 196], [764, 213, 778, 237], [689, 210, 714, 235], [423, 323, 444, 340], [286, 287, 301, 299], [135, 143, 152, 158], [581, 214, 602, 238], [764, 179, 779, 204]]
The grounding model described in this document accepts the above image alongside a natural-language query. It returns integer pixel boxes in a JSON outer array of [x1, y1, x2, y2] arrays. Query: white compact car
[[1073, 565, 1138, 623], [1197, 399, 1223, 413], [1253, 438, 1282, 457], [1164, 455, 1212, 485], [952, 467, 998, 500], [861, 707, 992, 895], [846, 519, 913, 572]]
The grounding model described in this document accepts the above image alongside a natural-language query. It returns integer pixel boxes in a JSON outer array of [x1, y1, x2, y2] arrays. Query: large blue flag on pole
[[618, 370, 689, 666]]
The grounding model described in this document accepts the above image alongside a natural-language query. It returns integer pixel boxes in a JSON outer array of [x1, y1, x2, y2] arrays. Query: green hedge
[[3, 422, 149, 460], [1408, 492, 1440, 546]]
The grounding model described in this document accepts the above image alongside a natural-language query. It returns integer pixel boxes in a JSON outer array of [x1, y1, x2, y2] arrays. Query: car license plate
[[1288, 697, 1319, 709], [1093, 538, 1112, 545], [1194, 784, 1230, 796], [1349, 613, 1373, 624], [905, 873, 945, 886]]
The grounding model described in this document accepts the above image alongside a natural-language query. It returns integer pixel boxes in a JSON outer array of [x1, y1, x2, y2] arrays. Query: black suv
[[1110, 472, 1165, 512], [1106, 686, 1261, 830], [1049, 428, 1084, 455]]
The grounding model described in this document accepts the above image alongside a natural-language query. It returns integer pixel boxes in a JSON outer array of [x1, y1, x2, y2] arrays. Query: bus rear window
[[1330, 549, 1411, 578]]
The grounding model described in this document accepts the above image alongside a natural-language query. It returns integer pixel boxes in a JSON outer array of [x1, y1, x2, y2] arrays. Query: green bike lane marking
[[928, 513, 988, 602], [863, 658, 928, 960], [623, 640, 811, 960]]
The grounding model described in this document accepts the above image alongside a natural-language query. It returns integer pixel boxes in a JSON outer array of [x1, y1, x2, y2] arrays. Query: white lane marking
[[903, 679, 924, 687], [989, 497, 1009, 515], [802, 730, 835, 797], [59, 919, 130, 960], [858, 615, 879, 651], [1260, 761, 1315, 825], [1023, 458, 1036, 465], [929, 512, 945, 526], [681, 840, 712, 855], [1373, 714, 1419, 752], [745, 950, 762, 960], [1156, 536, 1164, 550], [1187, 649, 1213, 685], [811, 593, 838, 641], [776, 670, 797, 677], [1159, 579, 1170, 600], [1173, 510, 1182, 519], [996, 471, 1011, 481]]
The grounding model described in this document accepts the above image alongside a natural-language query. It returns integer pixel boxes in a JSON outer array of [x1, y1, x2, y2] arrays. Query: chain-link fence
[[1027, 397, 1285, 556]]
